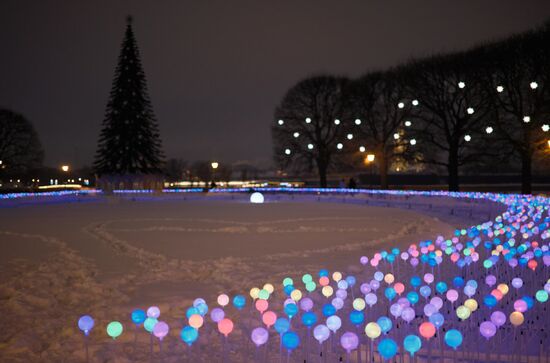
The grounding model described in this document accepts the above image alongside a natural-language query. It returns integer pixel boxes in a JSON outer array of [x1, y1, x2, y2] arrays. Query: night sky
[[2, 1, 550, 169]]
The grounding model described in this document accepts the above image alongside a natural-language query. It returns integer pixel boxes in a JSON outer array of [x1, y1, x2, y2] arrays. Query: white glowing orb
[[410, 139, 417, 145], [496, 86, 504, 93], [486, 126, 493, 134], [464, 135, 471, 142], [307, 143, 314, 150], [397, 102, 405, 109], [458, 82, 465, 89], [393, 133, 400, 140], [359, 146, 366, 152], [530, 82, 538, 89], [412, 99, 419, 106], [337, 143, 343, 150], [293, 132, 300, 138], [284, 149, 291, 155], [278, 119, 284, 125], [542, 124, 550, 132], [305, 117, 312, 123], [347, 134, 353, 140], [334, 119, 340, 125], [405, 120, 412, 127], [355, 119, 361, 125], [467, 107, 474, 115], [523, 116, 531, 123], [250, 192, 264, 204]]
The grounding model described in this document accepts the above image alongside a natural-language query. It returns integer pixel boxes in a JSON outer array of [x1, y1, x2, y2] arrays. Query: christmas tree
[[94, 16, 164, 176]]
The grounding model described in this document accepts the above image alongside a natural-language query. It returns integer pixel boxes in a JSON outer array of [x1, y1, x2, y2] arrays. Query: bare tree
[[485, 24, 550, 194], [272, 75, 349, 187], [343, 71, 414, 189], [0, 109, 44, 174], [401, 53, 495, 191]]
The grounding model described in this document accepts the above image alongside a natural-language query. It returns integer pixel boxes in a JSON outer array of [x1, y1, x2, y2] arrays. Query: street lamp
[[61, 165, 70, 172], [211, 162, 219, 170], [364, 154, 376, 188], [366, 154, 375, 163]]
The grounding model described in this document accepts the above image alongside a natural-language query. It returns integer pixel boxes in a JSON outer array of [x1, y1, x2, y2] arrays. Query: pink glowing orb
[[153, 321, 169, 340], [218, 318, 234, 337], [255, 299, 269, 314], [262, 311, 277, 328]]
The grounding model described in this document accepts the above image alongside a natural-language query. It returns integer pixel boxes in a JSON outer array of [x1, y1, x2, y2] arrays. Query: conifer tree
[[94, 16, 163, 175]]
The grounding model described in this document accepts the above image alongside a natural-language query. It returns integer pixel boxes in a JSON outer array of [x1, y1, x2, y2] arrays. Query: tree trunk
[[520, 151, 532, 195], [378, 154, 389, 190], [448, 146, 459, 192], [317, 161, 328, 188]]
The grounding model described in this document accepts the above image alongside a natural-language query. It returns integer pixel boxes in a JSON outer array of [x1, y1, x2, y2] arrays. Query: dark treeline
[[272, 21, 550, 193]]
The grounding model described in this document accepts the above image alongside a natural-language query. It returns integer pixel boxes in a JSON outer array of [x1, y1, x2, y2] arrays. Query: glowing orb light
[[377, 316, 392, 334], [78, 315, 94, 336], [153, 321, 169, 340], [490, 311, 506, 327], [401, 307, 415, 323], [377, 338, 398, 360], [218, 318, 234, 337], [180, 326, 198, 346], [233, 295, 246, 310], [256, 299, 269, 314], [340, 332, 359, 352], [479, 321, 496, 339], [536, 290, 548, 303], [301, 312, 317, 327], [444, 329, 463, 350], [274, 318, 290, 335], [147, 306, 160, 318], [403, 335, 422, 356], [419, 322, 436, 340], [251, 327, 269, 347], [509, 311, 524, 326], [313, 324, 330, 344], [144, 317, 158, 333], [218, 294, 230, 307], [300, 297, 313, 312], [282, 331, 300, 351], [189, 314, 204, 329], [131, 309, 146, 326], [284, 302, 298, 318], [250, 192, 264, 204], [210, 308, 225, 323], [262, 311, 277, 328], [250, 287, 260, 300], [106, 321, 123, 340], [349, 310, 364, 325], [365, 322, 381, 340], [326, 315, 342, 333], [353, 298, 366, 311], [456, 305, 471, 320]]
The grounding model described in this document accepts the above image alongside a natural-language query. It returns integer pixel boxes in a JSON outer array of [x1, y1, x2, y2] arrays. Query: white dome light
[[530, 82, 538, 89], [334, 119, 340, 125], [410, 139, 417, 145], [496, 86, 504, 93], [347, 134, 353, 140], [305, 117, 312, 123], [397, 102, 405, 109], [542, 124, 550, 132], [458, 82, 466, 89], [354, 119, 361, 125], [412, 99, 419, 106], [393, 133, 400, 140], [405, 120, 412, 127], [293, 132, 300, 138], [464, 135, 471, 142], [359, 146, 366, 152], [486, 126, 493, 134], [307, 143, 314, 149], [284, 148, 291, 155], [250, 192, 264, 204], [523, 116, 531, 123], [336, 143, 343, 150], [467, 107, 474, 115], [278, 119, 284, 125]]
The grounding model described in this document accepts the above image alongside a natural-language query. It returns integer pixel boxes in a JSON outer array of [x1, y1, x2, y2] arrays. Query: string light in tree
[[359, 146, 366, 152], [542, 124, 549, 132], [393, 133, 400, 140], [496, 86, 504, 93], [293, 132, 300, 138], [305, 117, 312, 124], [334, 119, 341, 125], [278, 120, 284, 126], [337, 143, 343, 150], [307, 144, 314, 150], [284, 149, 291, 155], [467, 107, 475, 115], [405, 121, 412, 127], [397, 102, 405, 109], [530, 81, 538, 89], [410, 139, 417, 145], [412, 99, 419, 106], [458, 81, 466, 89], [347, 134, 353, 140], [486, 126, 494, 134], [355, 119, 361, 125], [464, 135, 472, 142], [523, 116, 531, 123]]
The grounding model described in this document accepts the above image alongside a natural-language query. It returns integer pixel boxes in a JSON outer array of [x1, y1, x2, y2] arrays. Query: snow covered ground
[[0, 192, 504, 362]]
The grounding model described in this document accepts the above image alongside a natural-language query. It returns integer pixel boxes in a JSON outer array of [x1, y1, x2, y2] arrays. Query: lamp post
[[211, 162, 219, 188], [364, 154, 375, 188]]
